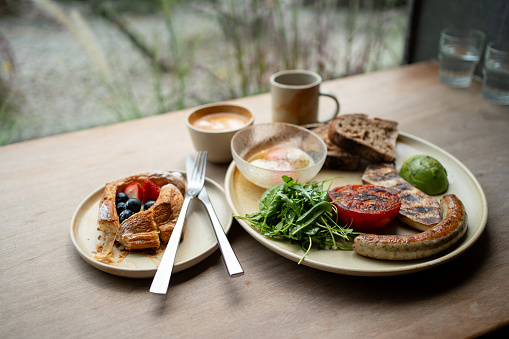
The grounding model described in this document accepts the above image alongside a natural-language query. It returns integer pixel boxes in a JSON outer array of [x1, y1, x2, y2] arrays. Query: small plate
[[70, 173, 232, 278], [225, 132, 488, 276]]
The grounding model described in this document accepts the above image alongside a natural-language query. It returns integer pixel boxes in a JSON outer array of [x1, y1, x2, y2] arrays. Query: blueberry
[[144, 201, 155, 210], [115, 192, 128, 204], [126, 198, 141, 213], [116, 201, 127, 213], [119, 209, 133, 223]]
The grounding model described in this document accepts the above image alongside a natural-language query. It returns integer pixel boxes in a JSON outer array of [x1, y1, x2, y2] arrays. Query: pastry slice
[[117, 183, 184, 249], [96, 171, 186, 261], [151, 183, 184, 243]]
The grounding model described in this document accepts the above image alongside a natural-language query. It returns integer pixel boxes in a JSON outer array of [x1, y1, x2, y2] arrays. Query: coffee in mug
[[270, 70, 340, 125]]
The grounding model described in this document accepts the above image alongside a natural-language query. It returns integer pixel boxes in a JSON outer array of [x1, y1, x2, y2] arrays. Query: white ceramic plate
[[70, 173, 232, 278], [225, 132, 488, 276]]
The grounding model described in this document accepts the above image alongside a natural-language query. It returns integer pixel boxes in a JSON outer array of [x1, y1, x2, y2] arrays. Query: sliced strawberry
[[143, 179, 160, 202], [124, 182, 144, 201]]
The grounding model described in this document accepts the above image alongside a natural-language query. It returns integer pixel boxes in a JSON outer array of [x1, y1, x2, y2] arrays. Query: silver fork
[[149, 151, 207, 294]]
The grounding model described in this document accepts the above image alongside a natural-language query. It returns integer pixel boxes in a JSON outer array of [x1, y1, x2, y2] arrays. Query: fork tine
[[190, 151, 203, 181], [195, 151, 207, 185], [188, 151, 206, 190]]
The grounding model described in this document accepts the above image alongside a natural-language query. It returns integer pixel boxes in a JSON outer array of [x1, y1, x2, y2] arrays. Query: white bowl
[[186, 102, 254, 163], [231, 122, 327, 188]]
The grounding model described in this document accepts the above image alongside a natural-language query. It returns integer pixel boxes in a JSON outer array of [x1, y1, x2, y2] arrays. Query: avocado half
[[399, 155, 449, 195]]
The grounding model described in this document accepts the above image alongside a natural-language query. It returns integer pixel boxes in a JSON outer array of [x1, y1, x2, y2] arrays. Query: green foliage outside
[[0, 0, 408, 145]]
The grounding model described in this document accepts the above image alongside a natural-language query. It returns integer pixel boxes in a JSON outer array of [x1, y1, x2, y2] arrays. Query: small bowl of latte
[[186, 102, 254, 163]]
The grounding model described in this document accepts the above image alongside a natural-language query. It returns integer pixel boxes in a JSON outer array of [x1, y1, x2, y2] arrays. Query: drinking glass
[[482, 41, 509, 105], [438, 28, 485, 88]]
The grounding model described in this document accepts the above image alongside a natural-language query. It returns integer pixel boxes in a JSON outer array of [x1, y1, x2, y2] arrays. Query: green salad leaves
[[238, 175, 357, 264]]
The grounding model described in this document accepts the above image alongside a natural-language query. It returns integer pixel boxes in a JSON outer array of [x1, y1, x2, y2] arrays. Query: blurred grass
[[0, 0, 408, 145]]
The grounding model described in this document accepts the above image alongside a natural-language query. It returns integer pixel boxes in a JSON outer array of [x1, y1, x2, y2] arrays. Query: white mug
[[270, 70, 340, 125]]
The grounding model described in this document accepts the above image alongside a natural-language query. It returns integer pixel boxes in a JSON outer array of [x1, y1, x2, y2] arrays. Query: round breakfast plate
[[225, 132, 488, 276], [70, 173, 232, 278]]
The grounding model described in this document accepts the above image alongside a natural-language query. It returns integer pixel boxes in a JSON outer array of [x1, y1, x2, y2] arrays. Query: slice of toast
[[328, 113, 398, 163], [307, 123, 360, 171]]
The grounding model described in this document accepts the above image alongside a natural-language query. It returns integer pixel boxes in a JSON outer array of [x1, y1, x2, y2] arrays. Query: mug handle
[[319, 89, 340, 123]]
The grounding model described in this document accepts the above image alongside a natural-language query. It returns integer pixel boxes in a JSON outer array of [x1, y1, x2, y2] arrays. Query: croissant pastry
[[97, 171, 186, 262]]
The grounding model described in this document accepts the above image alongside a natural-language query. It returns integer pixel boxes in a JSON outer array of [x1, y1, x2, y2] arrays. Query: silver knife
[[186, 156, 244, 277]]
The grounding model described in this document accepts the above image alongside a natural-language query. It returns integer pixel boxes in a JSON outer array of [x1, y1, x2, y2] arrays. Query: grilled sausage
[[352, 194, 467, 260]]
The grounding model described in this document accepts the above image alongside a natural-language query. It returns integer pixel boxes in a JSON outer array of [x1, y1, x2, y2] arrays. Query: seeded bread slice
[[328, 113, 398, 163], [307, 123, 361, 171]]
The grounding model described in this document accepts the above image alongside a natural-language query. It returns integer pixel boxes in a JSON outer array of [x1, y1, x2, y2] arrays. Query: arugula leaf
[[259, 183, 283, 217], [237, 176, 357, 264]]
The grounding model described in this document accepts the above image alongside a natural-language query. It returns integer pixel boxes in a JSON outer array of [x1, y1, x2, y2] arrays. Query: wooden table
[[1, 61, 508, 338]]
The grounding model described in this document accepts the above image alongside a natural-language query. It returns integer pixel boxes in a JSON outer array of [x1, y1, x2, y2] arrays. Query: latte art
[[193, 113, 249, 131]]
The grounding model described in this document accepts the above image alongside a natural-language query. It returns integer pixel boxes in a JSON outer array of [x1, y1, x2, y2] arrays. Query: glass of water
[[482, 41, 509, 105], [438, 28, 485, 88]]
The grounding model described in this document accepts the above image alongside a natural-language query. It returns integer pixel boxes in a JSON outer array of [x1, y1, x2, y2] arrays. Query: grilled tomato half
[[328, 185, 401, 232]]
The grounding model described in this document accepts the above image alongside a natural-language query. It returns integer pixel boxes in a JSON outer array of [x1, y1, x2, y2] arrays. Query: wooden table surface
[[1, 61, 508, 338]]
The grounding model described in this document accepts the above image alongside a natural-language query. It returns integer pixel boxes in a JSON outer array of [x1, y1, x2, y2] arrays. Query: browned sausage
[[352, 194, 467, 260]]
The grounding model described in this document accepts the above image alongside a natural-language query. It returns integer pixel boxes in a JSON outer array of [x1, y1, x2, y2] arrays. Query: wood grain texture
[[1, 62, 508, 338]]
